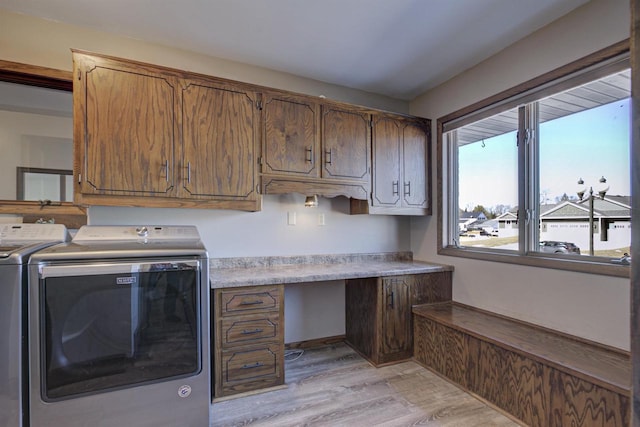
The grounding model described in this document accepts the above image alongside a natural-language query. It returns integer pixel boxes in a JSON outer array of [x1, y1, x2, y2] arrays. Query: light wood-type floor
[[210, 343, 520, 426]]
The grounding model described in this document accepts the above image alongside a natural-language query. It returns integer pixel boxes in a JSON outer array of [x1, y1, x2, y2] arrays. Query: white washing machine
[[0, 223, 69, 427]]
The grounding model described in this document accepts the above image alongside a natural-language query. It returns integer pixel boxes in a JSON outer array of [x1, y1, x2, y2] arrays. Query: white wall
[[0, 10, 410, 343], [410, 0, 631, 350]]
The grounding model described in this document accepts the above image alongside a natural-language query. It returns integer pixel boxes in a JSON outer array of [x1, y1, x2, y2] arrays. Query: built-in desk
[[210, 252, 452, 288], [209, 252, 453, 398]]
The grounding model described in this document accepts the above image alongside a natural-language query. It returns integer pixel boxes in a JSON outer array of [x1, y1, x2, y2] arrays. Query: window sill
[[438, 246, 630, 278]]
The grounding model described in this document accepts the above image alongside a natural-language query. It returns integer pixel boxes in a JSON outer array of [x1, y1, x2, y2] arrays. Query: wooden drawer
[[218, 286, 282, 316], [220, 344, 284, 395], [221, 313, 280, 348]]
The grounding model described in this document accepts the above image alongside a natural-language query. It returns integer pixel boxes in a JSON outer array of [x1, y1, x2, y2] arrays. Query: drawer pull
[[241, 362, 264, 370], [239, 300, 264, 306], [241, 328, 264, 335]]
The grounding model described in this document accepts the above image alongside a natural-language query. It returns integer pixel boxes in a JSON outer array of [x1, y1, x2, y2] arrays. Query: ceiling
[[0, 0, 589, 100]]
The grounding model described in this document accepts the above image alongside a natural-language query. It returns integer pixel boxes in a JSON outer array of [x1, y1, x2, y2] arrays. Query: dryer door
[[37, 259, 201, 401]]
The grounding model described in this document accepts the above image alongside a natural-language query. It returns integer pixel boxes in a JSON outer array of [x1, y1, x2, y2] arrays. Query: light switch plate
[[287, 211, 296, 226]]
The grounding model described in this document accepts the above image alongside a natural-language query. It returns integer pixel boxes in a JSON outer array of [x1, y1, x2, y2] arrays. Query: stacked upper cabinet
[[73, 50, 261, 211], [260, 92, 371, 200], [352, 113, 431, 215]]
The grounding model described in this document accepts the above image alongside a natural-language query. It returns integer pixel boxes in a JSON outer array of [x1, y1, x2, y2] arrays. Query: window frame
[[437, 40, 630, 278]]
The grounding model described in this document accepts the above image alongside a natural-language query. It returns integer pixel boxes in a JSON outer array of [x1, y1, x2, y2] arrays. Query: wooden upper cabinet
[[76, 54, 177, 197], [321, 105, 370, 181], [262, 94, 319, 177], [402, 122, 428, 208], [260, 95, 371, 201], [371, 116, 402, 207], [361, 113, 431, 215], [73, 51, 260, 211], [181, 81, 259, 201]]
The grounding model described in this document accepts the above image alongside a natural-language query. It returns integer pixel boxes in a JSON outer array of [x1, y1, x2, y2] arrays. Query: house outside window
[[438, 43, 630, 277]]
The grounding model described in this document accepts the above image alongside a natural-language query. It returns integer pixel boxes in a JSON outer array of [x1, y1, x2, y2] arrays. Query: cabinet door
[[381, 277, 412, 356], [77, 57, 176, 196], [262, 94, 319, 177], [402, 120, 429, 208], [321, 106, 370, 181], [371, 116, 401, 207], [182, 82, 258, 200]]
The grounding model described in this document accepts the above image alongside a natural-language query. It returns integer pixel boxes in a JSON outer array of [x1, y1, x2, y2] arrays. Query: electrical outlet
[[287, 211, 296, 226], [318, 213, 325, 226]]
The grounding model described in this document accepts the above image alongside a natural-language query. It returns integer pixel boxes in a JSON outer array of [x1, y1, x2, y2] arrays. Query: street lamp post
[[577, 176, 609, 256]]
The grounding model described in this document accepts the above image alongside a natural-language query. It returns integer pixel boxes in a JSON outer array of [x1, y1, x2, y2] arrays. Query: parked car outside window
[[539, 241, 581, 255]]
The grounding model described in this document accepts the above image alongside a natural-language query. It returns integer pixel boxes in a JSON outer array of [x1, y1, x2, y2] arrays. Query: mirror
[[17, 167, 73, 202], [0, 60, 85, 227], [0, 80, 73, 201]]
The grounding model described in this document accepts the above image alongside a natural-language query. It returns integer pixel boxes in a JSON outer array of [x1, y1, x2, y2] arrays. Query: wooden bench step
[[413, 302, 630, 427]]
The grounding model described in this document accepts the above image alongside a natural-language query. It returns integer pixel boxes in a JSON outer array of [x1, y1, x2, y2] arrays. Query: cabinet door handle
[[163, 160, 170, 182], [392, 181, 399, 195], [388, 291, 394, 309], [241, 328, 264, 335], [241, 362, 264, 370], [239, 300, 264, 306], [404, 181, 411, 196], [325, 149, 333, 165], [305, 147, 313, 163], [186, 161, 191, 184]]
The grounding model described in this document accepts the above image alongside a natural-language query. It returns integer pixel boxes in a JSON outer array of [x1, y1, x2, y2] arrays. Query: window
[[439, 43, 630, 277]]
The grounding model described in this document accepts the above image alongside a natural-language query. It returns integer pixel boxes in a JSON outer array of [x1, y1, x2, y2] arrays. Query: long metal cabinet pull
[[325, 149, 333, 165], [163, 160, 170, 182], [392, 181, 399, 195], [187, 162, 191, 184], [404, 181, 411, 196], [388, 291, 395, 309], [241, 329, 264, 335], [239, 300, 264, 306], [241, 362, 264, 369], [305, 147, 313, 163]]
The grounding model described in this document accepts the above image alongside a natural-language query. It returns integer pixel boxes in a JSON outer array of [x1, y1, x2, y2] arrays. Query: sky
[[458, 98, 630, 211]]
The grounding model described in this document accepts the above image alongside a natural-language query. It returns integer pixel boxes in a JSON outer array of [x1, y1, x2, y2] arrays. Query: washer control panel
[[72, 225, 201, 242]]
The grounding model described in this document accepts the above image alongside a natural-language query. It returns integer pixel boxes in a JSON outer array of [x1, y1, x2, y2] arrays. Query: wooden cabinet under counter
[[213, 285, 284, 398], [345, 271, 451, 366]]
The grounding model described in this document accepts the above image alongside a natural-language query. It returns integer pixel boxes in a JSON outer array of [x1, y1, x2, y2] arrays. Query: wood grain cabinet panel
[[76, 56, 177, 197], [351, 113, 431, 215], [262, 94, 319, 177], [548, 369, 630, 427], [219, 286, 281, 315], [321, 106, 370, 181], [213, 285, 284, 398], [381, 277, 411, 357], [221, 313, 280, 347], [473, 341, 548, 427], [413, 317, 473, 390], [413, 303, 629, 426], [181, 81, 259, 202], [260, 96, 371, 200], [220, 344, 284, 396], [73, 50, 261, 211], [346, 272, 452, 366]]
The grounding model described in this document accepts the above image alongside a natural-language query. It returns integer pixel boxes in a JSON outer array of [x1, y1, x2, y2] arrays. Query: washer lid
[[0, 244, 23, 258], [0, 224, 69, 258]]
